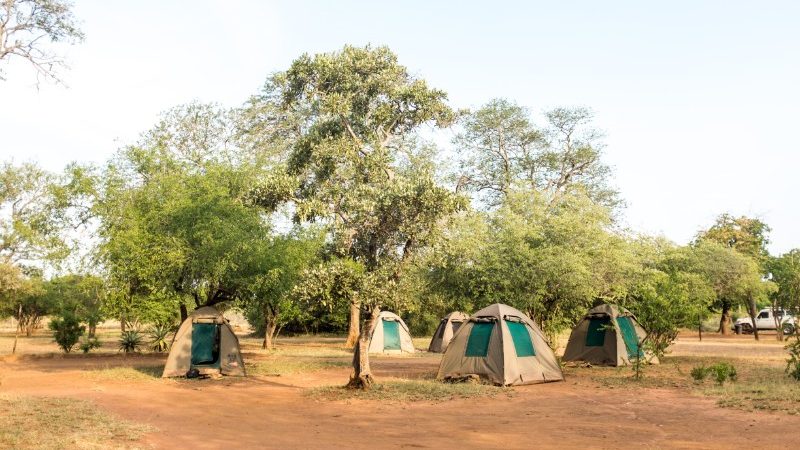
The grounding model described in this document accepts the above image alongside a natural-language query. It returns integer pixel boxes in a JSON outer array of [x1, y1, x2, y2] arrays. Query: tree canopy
[[0, 43, 790, 389]]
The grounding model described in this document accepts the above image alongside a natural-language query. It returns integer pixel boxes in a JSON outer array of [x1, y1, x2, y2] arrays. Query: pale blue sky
[[1, 1, 798, 253]]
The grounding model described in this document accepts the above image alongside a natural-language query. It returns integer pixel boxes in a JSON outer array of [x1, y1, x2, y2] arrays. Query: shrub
[[691, 362, 737, 386], [786, 338, 800, 381], [690, 365, 708, 382], [118, 330, 144, 353], [49, 311, 85, 353], [79, 336, 102, 354], [147, 323, 174, 353]]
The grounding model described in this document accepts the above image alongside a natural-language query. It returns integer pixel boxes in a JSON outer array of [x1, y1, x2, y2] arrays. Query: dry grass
[[0, 395, 154, 449], [82, 365, 164, 382], [573, 354, 800, 415], [246, 358, 350, 376], [309, 379, 510, 403], [702, 365, 800, 414], [262, 346, 352, 358]]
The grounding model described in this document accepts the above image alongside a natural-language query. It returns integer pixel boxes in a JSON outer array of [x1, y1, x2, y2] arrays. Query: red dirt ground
[[1, 334, 798, 449]]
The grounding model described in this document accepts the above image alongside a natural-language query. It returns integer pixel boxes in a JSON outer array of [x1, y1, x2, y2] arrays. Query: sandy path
[[2, 350, 798, 449]]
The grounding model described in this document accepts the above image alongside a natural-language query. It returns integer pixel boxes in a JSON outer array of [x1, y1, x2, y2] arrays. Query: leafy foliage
[[48, 310, 84, 353], [455, 99, 617, 208], [79, 336, 102, 354], [0, 274, 54, 336], [427, 190, 627, 343], [0, 162, 70, 266], [769, 250, 800, 317], [96, 129, 273, 326], [786, 338, 800, 381], [691, 363, 738, 386]]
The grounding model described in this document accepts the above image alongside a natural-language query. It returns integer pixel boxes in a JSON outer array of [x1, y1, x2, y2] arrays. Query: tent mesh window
[[382, 319, 402, 350], [436, 320, 447, 339], [616, 316, 643, 359], [505, 320, 536, 357], [451, 321, 464, 335], [191, 323, 220, 366], [465, 322, 494, 357], [585, 317, 610, 347]]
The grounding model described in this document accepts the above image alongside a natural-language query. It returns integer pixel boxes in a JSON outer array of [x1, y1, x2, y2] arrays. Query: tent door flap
[[382, 319, 402, 350], [191, 323, 221, 367]]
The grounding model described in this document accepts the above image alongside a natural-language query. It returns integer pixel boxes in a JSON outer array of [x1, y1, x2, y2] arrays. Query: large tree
[[455, 99, 617, 209], [682, 239, 770, 336], [697, 214, 771, 264], [696, 214, 772, 333], [251, 45, 463, 389], [428, 189, 630, 344], [1, 162, 70, 266], [97, 159, 271, 324], [624, 239, 716, 354], [238, 230, 323, 349], [0, 0, 84, 83], [0, 269, 51, 336], [95, 103, 280, 326]]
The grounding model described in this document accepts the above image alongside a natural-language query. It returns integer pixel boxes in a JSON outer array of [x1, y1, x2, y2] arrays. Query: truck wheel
[[740, 324, 753, 334], [734, 324, 742, 335], [782, 324, 795, 335]]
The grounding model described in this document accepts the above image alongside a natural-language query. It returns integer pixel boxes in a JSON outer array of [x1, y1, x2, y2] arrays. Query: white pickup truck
[[734, 308, 796, 335]]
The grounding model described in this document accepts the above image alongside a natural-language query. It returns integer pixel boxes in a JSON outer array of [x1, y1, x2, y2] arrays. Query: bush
[[785, 338, 800, 381], [118, 330, 144, 353], [49, 311, 85, 353], [691, 362, 737, 385], [690, 365, 707, 382], [147, 323, 174, 353], [79, 336, 102, 354]]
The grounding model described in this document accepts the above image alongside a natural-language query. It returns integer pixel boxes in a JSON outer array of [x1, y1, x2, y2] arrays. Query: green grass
[[246, 358, 350, 376], [0, 395, 154, 449], [308, 379, 510, 403], [83, 365, 164, 382]]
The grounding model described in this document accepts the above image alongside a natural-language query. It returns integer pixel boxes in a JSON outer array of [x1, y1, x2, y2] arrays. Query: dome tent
[[428, 311, 469, 353], [162, 306, 246, 378], [437, 304, 564, 386], [368, 311, 415, 354], [563, 303, 658, 366]]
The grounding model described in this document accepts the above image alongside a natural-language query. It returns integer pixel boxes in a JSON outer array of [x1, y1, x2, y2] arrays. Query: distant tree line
[[2, 45, 798, 388]]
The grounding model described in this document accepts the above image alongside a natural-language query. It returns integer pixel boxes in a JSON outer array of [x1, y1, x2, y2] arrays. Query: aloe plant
[[148, 323, 174, 353], [118, 330, 144, 353]]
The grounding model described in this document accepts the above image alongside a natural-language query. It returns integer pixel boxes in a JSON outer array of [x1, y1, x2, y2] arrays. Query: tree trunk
[[12, 304, 21, 354], [25, 321, 34, 337], [88, 324, 96, 338], [180, 304, 188, 323], [346, 305, 381, 390], [718, 302, 732, 335], [772, 303, 784, 342], [345, 302, 360, 348], [698, 323, 702, 342], [120, 317, 126, 333], [747, 296, 760, 341], [263, 316, 278, 350]]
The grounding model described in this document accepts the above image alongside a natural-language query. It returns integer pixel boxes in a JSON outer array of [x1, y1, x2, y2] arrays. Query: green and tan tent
[[428, 311, 469, 353], [437, 304, 564, 386], [368, 311, 415, 354], [562, 303, 658, 366], [162, 306, 246, 378]]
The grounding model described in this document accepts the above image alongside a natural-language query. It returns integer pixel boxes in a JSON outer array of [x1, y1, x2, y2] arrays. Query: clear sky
[[1, 1, 798, 253]]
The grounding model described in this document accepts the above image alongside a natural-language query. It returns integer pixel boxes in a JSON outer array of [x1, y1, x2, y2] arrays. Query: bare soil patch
[[1, 333, 799, 449]]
